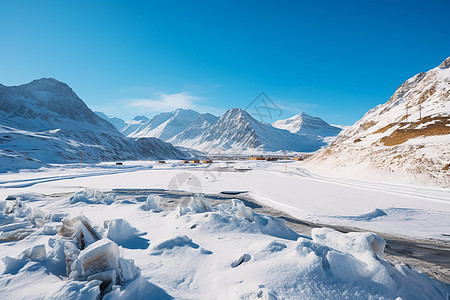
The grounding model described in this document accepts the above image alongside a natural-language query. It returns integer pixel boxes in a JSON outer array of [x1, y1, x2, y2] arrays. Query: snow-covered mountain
[[168, 113, 219, 145], [0, 78, 186, 170], [272, 113, 342, 139], [94, 111, 127, 131], [120, 115, 149, 136], [304, 57, 450, 188], [127, 108, 199, 141], [170, 108, 325, 153]]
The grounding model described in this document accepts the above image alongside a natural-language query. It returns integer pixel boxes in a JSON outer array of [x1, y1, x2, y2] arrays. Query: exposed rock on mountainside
[[304, 57, 450, 187]]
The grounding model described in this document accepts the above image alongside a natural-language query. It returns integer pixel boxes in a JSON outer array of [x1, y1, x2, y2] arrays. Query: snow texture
[[305, 57, 450, 188]]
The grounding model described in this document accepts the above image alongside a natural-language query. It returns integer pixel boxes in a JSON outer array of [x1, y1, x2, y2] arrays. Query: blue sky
[[1, 0, 449, 125]]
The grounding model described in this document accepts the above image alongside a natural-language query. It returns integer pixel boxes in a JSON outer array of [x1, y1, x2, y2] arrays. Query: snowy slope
[[94, 111, 127, 131], [272, 112, 342, 139], [120, 115, 149, 136], [305, 57, 450, 188], [168, 113, 218, 145], [127, 108, 199, 141], [0, 78, 186, 170], [170, 108, 325, 153]]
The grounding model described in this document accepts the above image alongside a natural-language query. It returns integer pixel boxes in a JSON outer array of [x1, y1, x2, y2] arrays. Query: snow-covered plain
[[0, 161, 449, 299], [1, 160, 448, 241]]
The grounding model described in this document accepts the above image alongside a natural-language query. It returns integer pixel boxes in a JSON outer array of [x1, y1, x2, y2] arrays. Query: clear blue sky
[[1, 0, 449, 125]]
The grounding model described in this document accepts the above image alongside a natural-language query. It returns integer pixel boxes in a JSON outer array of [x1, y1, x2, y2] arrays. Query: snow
[[127, 108, 200, 140], [305, 57, 450, 188], [105, 219, 146, 246], [272, 112, 342, 142], [0, 160, 448, 241], [170, 108, 326, 153], [0, 79, 187, 168], [0, 184, 447, 299]]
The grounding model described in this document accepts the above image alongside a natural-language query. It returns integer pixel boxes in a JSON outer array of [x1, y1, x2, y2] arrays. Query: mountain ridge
[[0, 78, 187, 171], [304, 56, 450, 187]]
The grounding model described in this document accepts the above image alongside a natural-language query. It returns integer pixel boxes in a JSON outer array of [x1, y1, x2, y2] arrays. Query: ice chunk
[[23, 244, 46, 260], [50, 212, 68, 222], [217, 203, 232, 211], [234, 201, 254, 222], [0, 228, 35, 242], [87, 269, 116, 292], [175, 204, 190, 218], [145, 195, 162, 211], [103, 193, 116, 205], [64, 241, 81, 276], [188, 194, 212, 213], [75, 238, 120, 278], [118, 257, 140, 282], [0, 220, 34, 242], [58, 215, 99, 249], [41, 224, 60, 235], [26, 207, 48, 225], [69, 189, 115, 205], [0, 221, 31, 232], [105, 219, 146, 245]]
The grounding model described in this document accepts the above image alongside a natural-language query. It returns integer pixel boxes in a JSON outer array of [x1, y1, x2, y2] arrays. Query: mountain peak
[[225, 108, 250, 118], [132, 115, 149, 122], [27, 78, 68, 89], [438, 56, 450, 69]]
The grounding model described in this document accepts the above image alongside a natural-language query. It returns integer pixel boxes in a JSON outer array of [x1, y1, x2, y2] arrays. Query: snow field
[[0, 190, 448, 299]]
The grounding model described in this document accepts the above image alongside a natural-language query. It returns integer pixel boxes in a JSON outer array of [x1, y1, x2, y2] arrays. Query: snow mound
[[175, 197, 300, 241], [104, 219, 146, 246], [151, 235, 200, 255]]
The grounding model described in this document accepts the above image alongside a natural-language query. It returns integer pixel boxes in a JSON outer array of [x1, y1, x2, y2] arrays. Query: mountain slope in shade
[[0, 78, 186, 170], [127, 109, 199, 141], [272, 113, 342, 139], [171, 108, 325, 153], [304, 57, 450, 188], [95, 111, 127, 131]]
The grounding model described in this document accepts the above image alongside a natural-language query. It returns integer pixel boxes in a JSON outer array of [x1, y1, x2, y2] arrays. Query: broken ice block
[[145, 195, 161, 211], [75, 238, 120, 278], [23, 244, 46, 260]]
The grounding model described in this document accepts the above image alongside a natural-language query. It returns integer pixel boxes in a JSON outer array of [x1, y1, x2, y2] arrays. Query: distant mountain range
[[272, 112, 342, 138], [0, 77, 343, 172], [304, 56, 450, 188], [97, 109, 341, 154], [0, 78, 186, 171]]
